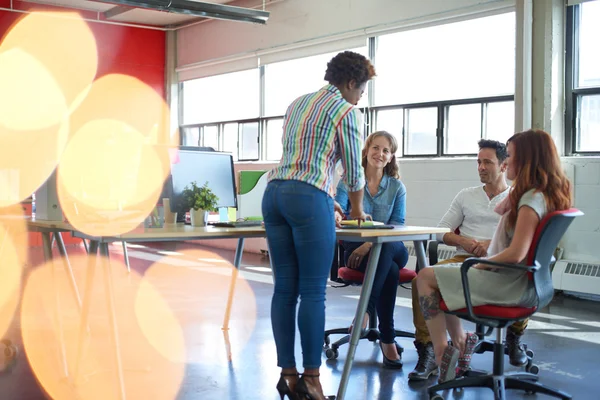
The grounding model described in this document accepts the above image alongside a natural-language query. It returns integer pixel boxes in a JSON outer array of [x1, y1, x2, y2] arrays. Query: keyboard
[[209, 220, 263, 228]]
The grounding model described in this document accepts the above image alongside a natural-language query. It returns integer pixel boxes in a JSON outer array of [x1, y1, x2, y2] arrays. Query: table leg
[[222, 238, 244, 331], [336, 242, 382, 400], [121, 242, 130, 273], [54, 233, 83, 311], [413, 240, 429, 272], [74, 240, 99, 383], [41, 232, 53, 262], [99, 242, 126, 400], [82, 239, 89, 254]]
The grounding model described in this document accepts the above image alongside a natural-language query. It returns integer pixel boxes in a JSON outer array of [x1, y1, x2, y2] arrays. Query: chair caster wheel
[[528, 364, 539, 375], [526, 349, 534, 358], [430, 394, 444, 400], [325, 348, 339, 360]]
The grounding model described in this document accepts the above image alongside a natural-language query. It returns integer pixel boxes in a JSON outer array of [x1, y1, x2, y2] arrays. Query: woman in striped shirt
[[263, 51, 375, 400]]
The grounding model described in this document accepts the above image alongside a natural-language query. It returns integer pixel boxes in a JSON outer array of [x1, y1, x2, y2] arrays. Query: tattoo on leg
[[419, 291, 442, 321]]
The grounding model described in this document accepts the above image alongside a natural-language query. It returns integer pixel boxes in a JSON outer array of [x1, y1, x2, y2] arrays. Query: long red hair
[[506, 129, 572, 230]]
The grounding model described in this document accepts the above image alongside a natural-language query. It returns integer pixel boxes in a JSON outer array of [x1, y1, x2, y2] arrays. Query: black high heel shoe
[[276, 372, 300, 400], [379, 341, 403, 369], [295, 374, 336, 400]]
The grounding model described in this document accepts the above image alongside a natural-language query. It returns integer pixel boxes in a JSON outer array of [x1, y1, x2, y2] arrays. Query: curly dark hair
[[478, 139, 507, 163], [324, 51, 376, 86]]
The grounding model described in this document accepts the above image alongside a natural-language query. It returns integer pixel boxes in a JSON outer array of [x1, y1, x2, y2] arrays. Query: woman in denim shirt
[[335, 131, 409, 368]]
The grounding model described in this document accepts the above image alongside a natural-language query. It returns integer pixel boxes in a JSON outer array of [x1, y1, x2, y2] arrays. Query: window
[[182, 69, 260, 125], [485, 101, 515, 144], [405, 107, 437, 155], [202, 125, 219, 149], [223, 123, 238, 161], [375, 13, 515, 106], [265, 118, 284, 161], [374, 109, 403, 156], [239, 122, 259, 161], [264, 47, 369, 117], [182, 127, 199, 146], [445, 104, 481, 154], [567, 1, 600, 153]]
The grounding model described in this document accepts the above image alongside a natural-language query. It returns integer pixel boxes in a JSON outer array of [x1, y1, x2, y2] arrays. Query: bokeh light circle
[[21, 254, 185, 400]]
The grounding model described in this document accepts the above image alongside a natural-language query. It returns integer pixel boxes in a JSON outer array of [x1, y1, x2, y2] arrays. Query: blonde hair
[[361, 131, 399, 179]]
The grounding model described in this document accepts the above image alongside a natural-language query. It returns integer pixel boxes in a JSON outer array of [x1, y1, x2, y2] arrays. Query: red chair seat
[[440, 299, 536, 320], [338, 267, 417, 284]]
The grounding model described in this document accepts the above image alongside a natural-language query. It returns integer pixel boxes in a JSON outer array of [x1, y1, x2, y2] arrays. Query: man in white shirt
[[408, 139, 529, 381]]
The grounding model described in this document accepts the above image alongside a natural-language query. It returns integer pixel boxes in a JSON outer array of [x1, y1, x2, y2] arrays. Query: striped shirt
[[268, 84, 365, 198]]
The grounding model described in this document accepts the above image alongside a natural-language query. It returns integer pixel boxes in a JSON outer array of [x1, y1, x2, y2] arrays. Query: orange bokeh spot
[[0, 11, 97, 207], [21, 254, 185, 400], [0, 205, 27, 339], [57, 119, 168, 237], [139, 248, 258, 364], [57, 74, 178, 237]]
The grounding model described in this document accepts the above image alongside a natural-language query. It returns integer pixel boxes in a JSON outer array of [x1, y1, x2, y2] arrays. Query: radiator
[[552, 260, 600, 297]]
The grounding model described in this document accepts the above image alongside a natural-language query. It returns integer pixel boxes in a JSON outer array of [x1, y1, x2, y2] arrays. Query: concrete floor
[[1, 242, 599, 399]]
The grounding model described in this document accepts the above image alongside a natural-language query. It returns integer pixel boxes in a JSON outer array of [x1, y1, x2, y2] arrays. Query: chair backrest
[[526, 208, 583, 309]]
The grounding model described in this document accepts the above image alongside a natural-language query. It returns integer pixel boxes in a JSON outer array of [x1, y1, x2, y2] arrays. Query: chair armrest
[[457, 258, 540, 325]]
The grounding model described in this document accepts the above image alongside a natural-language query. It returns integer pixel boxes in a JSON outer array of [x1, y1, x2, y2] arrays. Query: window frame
[[565, 3, 600, 156], [372, 95, 514, 157]]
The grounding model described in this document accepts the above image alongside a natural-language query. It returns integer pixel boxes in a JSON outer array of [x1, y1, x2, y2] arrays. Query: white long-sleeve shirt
[[436, 186, 509, 255]]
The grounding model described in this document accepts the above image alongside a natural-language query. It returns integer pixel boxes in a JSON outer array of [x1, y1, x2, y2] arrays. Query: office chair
[[428, 209, 582, 400], [323, 242, 416, 360], [428, 236, 538, 374]]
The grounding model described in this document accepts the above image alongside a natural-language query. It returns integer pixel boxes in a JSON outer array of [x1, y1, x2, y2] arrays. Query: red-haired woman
[[415, 129, 572, 382]]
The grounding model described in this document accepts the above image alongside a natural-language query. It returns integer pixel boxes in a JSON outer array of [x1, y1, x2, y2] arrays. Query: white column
[[515, 0, 533, 132], [531, 0, 566, 152]]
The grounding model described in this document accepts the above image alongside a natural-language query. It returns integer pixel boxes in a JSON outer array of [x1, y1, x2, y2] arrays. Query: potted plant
[[181, 181, 219, 227]]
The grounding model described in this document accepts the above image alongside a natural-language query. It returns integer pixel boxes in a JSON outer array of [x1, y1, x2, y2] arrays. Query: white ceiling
[[20, 0, 235, 27]]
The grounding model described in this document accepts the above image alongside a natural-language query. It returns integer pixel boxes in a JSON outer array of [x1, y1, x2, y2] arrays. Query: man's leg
[[408, 254, 470, 381], [506, 318, 530, 366]]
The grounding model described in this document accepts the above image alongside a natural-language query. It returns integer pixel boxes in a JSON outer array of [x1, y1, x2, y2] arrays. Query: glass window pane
[[375, 109, 403, 156], [375, 13, 515, 105], [486, 101, 515, 144], [182, 69, 259, 124], [578, 1, 600, 88], [264, 47, 369, 117], [577, 94, 600, 152], [202, 125, 219, 150], [223, 123, 238, 161], [266, 119, 284, 161], [445, 104, 481, 154], [182, 127, 199, 146], [405, 108, 437, 155], [239, 122, 259, 160]]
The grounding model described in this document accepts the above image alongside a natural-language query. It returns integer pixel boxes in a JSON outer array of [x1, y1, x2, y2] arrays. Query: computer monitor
[[166, 149, 237, 214]]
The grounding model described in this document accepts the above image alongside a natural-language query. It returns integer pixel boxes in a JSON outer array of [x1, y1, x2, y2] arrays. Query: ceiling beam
[[98, 0, 270, 24], [104, 5, 135, 19]]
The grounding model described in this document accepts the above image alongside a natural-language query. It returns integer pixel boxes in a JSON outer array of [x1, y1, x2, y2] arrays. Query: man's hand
[[461, 238, 479, 254], [348, 243, 371, 269], [472, 240, 491, 258], [349, 209, 370, 226]]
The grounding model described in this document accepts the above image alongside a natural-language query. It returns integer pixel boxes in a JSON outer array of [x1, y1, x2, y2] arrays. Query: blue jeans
[[262, 180, 336, 369], [341, 241, 409, 343]]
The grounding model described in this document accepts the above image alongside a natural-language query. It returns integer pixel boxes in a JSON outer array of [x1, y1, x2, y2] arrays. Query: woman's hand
[[334, 210, 344, 228], [348, 243, 372, 269]]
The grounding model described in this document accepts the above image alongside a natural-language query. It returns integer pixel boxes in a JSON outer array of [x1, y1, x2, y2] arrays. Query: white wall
[[177, 0, 514, 68]]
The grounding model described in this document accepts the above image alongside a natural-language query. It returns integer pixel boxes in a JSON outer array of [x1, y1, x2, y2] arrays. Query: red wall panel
[[0, 8, 166, 245]]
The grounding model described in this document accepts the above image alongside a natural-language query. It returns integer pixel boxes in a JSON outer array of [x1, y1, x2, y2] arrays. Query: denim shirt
[[335, 174, 406, 225]]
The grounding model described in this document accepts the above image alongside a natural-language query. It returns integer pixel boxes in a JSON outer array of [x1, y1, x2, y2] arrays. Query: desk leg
[[122, 242, 130, 273], [82, 239, 89, 254], [413, 240, 429, 272], [42, 232, 70, 379], [336, 242, 382, 400], [99, 242, 126, 400], [54, 233, 83, 311], [222, 238, 244, 331], [74, 240, 99, 384]]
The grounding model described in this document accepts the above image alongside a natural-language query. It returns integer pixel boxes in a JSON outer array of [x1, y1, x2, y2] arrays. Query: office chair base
[[473, 339, 538, 374], [428, 374, 571, 400]]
